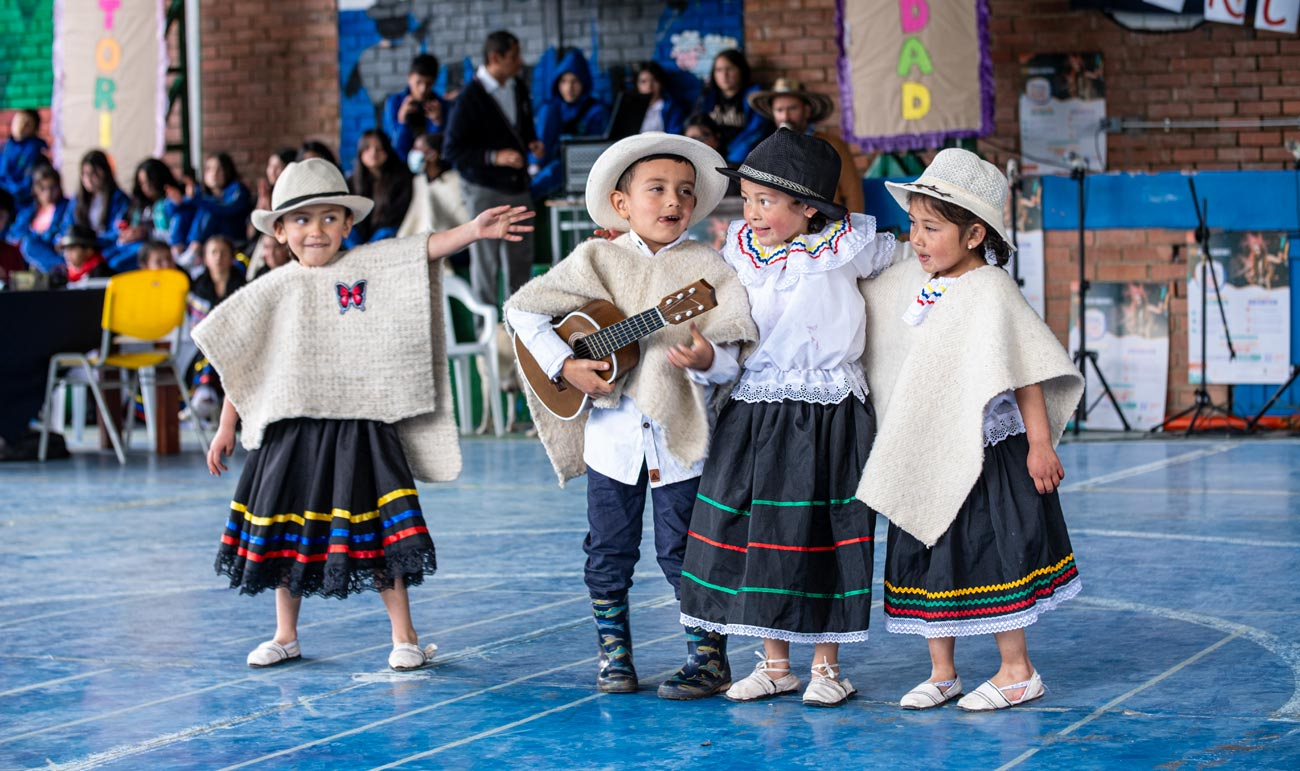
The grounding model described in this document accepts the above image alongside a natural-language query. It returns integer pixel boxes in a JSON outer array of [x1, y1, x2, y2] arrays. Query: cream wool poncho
[[855, 251, 1083, 547], [191, 234, 461, 483], [505, 235, 758, 485]]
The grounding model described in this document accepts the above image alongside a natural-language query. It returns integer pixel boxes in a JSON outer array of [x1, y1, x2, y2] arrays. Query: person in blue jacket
[[12, 164, 69, 272], [635, 62, 687, 136], [531, 48, 610, 200], [0, 110, 49, 209], [694, 49, 773, 165], [382, 53, 449, 160], [185, 152, 254, 254], [59, 149, 132, 271]]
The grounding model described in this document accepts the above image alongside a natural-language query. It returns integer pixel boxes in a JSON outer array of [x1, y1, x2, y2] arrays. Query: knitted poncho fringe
[[505, 235, 758, 485], [191, 234, 462, 483], [855, 251, 1083, 547]]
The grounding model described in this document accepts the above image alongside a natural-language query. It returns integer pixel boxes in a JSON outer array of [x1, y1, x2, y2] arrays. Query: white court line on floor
[[1072, 596, 1300, 717], [1072, 486, 1300, 496], [436, 528, 588, 536], [0, 669, 112, 698], [1071, 528, 1300, 549], [1058, 443, 1235, 492], [995, 632, 1241, 771], [0, 584, 215, 612]]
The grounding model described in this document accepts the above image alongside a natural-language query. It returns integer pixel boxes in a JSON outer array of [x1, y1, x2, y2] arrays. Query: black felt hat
[[717, 128, 847, 220], [56, 224, 100, 250]]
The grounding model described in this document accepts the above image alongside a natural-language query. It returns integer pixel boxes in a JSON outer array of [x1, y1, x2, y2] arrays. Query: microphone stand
[[1246, 151, 1300, 431], [1007, 160, 1024, 288], [1070, 158, 1131, 434]]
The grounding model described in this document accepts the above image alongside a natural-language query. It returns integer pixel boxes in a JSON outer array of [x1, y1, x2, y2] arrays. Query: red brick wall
[[197, 0, 340, 184]]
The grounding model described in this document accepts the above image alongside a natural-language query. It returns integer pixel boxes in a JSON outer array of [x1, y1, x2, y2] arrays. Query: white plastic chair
[[443, 274, 504, 436]]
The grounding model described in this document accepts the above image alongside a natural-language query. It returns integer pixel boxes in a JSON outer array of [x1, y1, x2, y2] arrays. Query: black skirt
[[678, 397, 877, 644], [215, 418, 437, 599], [883, 433, 1081, 638]]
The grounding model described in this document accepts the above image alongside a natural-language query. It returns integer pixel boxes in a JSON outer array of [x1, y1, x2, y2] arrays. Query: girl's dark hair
[[351, 130, 412, 240], [132, 158, 178, 209], [684, 112, 721, 135], [272, 146, 298, 167], [31, 163, 63, 201], [74, 149, 121, 231], [637, 61, 669, 90], [203, 152, 241, 195], [483, 30, 519, 63], [705, 49, 753, 94], [298, 140, 339, 167], [204, 234, 236, 259], [912, 194, 1012, 266], [804, 210, 830, 235]]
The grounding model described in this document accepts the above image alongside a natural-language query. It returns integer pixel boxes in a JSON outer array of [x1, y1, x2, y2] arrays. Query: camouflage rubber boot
[[592, 597, 637, 693], [656, 626, 731, 700]]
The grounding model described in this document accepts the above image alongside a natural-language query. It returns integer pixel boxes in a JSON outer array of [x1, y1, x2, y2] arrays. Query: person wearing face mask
[[399, 133, 470, 239], [748, 79, 862, 215]]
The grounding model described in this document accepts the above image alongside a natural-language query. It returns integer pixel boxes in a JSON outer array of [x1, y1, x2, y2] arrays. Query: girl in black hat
[[673, 129, 896, 707]]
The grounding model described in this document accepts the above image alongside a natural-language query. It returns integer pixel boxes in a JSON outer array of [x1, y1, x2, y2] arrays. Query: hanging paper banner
[[835, 0, 993, 152], [1142, 0, 1186, 11], [1205, 0, 1248, 25], [1068, 281, 1171, 430], [1255, 0, 1300, 33], [52, 0, 167, 190]]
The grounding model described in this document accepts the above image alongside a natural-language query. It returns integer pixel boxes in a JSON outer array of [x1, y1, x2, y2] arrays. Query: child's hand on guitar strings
[[561, 357, 615, 398], [666, 323, 715, 371]]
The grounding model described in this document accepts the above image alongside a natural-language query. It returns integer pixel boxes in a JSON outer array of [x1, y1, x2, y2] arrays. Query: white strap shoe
[[900, 676, 963, 709], [247, 639, 301, 668], [724, 653, 800, 702], [389, 642, 439, 671], [957, 671, 1045, 711], [802, 658, 856, 708]]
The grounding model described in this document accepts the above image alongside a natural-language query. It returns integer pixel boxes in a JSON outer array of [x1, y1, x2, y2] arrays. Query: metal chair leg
[[37, 357, 63, 462], [170, 360, 209, 450], [84, 364, 126, 464]]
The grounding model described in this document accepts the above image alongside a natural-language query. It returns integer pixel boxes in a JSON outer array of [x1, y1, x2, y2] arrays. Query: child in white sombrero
[[676, 128, 896, 708], [195, 158, 532, 671], [857, 148, 1084, 711], [505, 132, 757, 700]]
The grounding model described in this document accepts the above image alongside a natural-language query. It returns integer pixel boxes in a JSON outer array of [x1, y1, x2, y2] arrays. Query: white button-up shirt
[[476, 64, 518, 128], [506, 231, 740, 487]]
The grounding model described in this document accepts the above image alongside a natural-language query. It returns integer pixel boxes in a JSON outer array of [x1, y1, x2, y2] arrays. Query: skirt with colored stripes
[[678, 396, 877, 644], [883, 433, 1081, 638], [215, 418, 437, 599]]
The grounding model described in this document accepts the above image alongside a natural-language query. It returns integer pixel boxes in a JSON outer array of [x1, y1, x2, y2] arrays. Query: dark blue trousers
[[584, 466, 700, 602]]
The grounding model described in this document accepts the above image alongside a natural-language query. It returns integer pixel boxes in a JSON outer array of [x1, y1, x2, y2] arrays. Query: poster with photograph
[[1007, 176, 1046, 318], [1068, 281, 1171, 430], [1018, 53, 1107, 176], [1188, 232, 1292, 384]]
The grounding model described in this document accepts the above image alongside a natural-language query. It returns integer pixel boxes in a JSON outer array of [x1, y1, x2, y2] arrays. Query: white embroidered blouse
[[721, 213, 896, 405], [902, 270, 1028, 446]]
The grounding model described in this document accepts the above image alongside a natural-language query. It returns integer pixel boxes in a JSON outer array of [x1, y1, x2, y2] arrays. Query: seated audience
[[0, 109, 49, 209], [50, 223, 113, 288], [399, 131, 470, 238], [139, 239, 181, 272], [531, 48, 609, 199], [187, 235, 246, 422], [246, 232, 291, 280], [298, 140, 341, 168], [348, 130, 412, 245], [59, 150, 131, 271], [684, 113, 740, 196], [185, 152, 253, 253], [694, 49, 773, 163], [12, 164, 69, 272], [636, 62, 686, 135], [0, 190, 23, 284], [383, 53, 450, 159]]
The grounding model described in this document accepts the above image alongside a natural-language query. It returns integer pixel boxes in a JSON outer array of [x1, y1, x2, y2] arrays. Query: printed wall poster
[[1188, 232, 1292, 384], [836, 0, 993, 152], [1018, 53, 1107, 176], [53, 0, 166, 190], [1068, 281, 1171, 430], [1006, 175, 1046, 318]]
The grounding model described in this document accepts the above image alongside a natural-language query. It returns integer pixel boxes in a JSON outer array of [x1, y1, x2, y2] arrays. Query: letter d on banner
[[902, 82, 930, 120]]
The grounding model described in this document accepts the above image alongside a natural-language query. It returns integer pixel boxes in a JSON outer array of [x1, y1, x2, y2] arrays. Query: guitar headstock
[[658, 279, 717, 325]]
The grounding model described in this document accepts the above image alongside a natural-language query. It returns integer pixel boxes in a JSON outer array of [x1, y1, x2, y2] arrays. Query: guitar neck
[[574, 307, 665, 360]]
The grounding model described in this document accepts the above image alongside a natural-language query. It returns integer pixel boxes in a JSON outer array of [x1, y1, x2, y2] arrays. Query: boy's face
[[408, 72, 435, 102], [685, 126, 719, 151], [143, 247, 175, 271], [204, 240, 233, 274], [273, 204, 353, 267], [63, 244, 93, 269], [609, 158, 697, 254], [11, 112, 36, 140], [557, 73, 583, 104]]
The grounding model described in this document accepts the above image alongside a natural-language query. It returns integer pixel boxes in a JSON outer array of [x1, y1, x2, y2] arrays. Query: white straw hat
[[885, 148, 1015, 249], [250, 158, 374, 236], [585, 132, 728, 232]]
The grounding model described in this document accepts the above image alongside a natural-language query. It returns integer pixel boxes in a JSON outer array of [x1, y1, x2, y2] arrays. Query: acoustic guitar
[[514, 279, 718, 420]]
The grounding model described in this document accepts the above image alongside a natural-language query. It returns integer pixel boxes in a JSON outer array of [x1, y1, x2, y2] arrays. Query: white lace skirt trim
[[984, 412, 1027, 447], [730, 366, 868, 406], [885, 579, 1082, 639], [681, 613, 870, 645]]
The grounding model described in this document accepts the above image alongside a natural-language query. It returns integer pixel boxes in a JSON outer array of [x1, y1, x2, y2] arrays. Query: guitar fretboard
[[573, 308, 666, 360]]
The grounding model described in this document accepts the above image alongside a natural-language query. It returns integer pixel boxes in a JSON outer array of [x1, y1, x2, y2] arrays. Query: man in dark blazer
[[445, 30, 544, 307]]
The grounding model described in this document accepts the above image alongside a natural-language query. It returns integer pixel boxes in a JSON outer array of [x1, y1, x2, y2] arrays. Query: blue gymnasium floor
[[2, 436, 1299, 770]]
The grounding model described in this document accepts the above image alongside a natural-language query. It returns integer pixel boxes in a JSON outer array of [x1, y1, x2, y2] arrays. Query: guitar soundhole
[[569, 333, 594, 361]]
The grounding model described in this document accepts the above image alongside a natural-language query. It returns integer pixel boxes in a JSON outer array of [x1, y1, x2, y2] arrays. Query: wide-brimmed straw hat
[[56, 224, 100, 250], [747, 78, 835, 125], [585, 132, 729, 232], [718, 128, 847, 220], [250, 158, 374, 236], [885, 148, 1015, 249]]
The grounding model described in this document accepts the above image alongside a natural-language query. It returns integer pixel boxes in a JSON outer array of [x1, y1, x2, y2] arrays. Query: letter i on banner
[[1256, 0, 1300, 33]]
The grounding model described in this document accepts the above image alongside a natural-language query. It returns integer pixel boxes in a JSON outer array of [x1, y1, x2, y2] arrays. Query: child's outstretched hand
[[561, 357, 614, 398], [1026, 443, 1065, 495], [474, 205, 535, 241], [666, 323, 714, 371], [207, 425, 235, 476]]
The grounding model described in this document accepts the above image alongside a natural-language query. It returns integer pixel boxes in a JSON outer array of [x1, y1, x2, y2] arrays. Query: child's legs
[[584, 467, 649, 601], [380, 575, 418, 645], [925, 636, 958, 682], [990, 628, 1034, 693], [763, 639, 791, 673], [812, 642, 840, 671], [273, 587, 302, 644], [649, 475, 700, 600]]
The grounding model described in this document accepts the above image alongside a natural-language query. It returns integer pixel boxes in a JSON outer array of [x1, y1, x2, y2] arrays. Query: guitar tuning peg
[[696, 305, 704, 311], [686, 310, 693, 317], [673, 313, 682, 321], [676, 292, 684, 299], [688, 288, 695, 294]]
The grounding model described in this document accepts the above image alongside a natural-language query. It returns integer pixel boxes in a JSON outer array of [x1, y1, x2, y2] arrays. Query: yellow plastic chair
[[38, 270, 208, 463]]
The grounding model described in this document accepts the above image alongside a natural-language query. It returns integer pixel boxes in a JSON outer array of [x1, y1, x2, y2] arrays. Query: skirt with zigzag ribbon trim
[[883, 432, 1081, 638], [215, 418, 436, 599], [678, 397, 877, 644]]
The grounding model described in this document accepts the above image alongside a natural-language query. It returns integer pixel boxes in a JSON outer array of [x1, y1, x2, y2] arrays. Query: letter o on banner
[[96, 37, 121, 71]]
